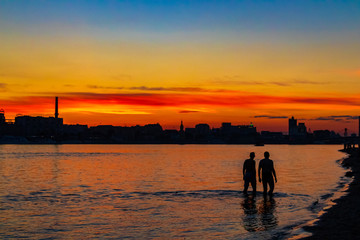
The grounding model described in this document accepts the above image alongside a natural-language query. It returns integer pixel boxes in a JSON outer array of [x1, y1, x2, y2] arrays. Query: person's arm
[[243, 161, 246, 180], [258, 161, 262, 182], [254, 161, 256, 177], [272, 162, 277, 183]]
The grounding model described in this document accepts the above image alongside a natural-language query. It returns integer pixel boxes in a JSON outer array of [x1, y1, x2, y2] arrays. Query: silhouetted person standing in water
[[258, 151, 277, 196], [243, 152, 256, 195]]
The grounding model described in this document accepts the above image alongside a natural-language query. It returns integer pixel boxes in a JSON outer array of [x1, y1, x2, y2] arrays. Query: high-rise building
[[288, 116, 307, 138], [289, 116, 298, 136]]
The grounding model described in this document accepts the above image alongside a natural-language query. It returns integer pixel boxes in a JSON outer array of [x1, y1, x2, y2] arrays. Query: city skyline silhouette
[[0, 97, 359, 144]]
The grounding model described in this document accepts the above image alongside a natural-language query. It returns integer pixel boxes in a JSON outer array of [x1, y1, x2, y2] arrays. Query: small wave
[[289, 160, 354, 240], [3, 152, 125, 158], [129, 190, 307, 200], [30, 191, 44, 195], [1, 189, 304, 205], [320, 193, 334, 200]]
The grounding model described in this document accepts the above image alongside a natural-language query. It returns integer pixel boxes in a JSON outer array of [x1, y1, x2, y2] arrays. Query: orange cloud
[[1, 91, 360, 116], [1, 92, 359, 132]]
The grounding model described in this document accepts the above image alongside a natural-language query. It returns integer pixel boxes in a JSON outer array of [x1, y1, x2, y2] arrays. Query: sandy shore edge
[[300, 148, 360, 240]]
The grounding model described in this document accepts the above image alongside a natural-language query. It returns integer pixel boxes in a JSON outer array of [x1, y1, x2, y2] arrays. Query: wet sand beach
[[302, 148, 360, 240]]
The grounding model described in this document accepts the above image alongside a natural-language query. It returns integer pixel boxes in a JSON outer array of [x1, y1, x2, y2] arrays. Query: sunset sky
[[0, 1, 359, 133]]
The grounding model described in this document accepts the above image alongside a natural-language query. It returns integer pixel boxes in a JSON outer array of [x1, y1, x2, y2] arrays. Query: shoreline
[[301, 148, 360, 239]]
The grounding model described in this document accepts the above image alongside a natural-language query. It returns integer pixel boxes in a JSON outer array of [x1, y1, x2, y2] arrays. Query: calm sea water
[[0, 144, 350, 239]]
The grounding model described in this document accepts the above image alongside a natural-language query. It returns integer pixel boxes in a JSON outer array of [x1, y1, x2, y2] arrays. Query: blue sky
[[1, 0, 360, 33]]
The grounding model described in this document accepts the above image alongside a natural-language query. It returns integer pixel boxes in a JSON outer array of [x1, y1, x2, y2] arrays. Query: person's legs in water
[[268, 177, 275, 195], [262, 178, 268, 196], [244, 179, 249, 194], [262, 173, 274, 196], [250, 177, 257, 195]]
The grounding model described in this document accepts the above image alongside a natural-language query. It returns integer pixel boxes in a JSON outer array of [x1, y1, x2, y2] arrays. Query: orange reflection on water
[[0, 144, 348, 239]]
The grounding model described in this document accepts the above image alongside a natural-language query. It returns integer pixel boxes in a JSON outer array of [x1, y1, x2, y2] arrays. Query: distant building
[[62, 124, 88, 137], [185, 127, 196, 140], [288, 116, 307, 136], [313, 130, 332, 140], [89, 125, 116, 137], [221, 122, 232, 132], [220, 122, 257, 143], [195, 123, 210, 137], [221, 122, 256, 136], [14, 97, 64, 137], [261, 131, 285, 143], [144, 123, 163, 136], [164, 129, 179, 141], [312, 130, 340, 143], [288, 116, 298, 136], [0, 109, 5, 125], [298, 123, 307, 136], [288, 116, 308, 143], [15, 115, 63, 137]]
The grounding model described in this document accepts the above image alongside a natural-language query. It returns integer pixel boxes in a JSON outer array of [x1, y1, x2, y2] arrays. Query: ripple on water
[[0, 145, 349, 239]]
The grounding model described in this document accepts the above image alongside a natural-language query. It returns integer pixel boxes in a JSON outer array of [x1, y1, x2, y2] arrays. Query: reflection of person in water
[[243, 152, 256, 195], [241, 195, 278, 232], [241, 196, 258, 232], [258, 197, 278, 230], [258, 151, 277, 196]]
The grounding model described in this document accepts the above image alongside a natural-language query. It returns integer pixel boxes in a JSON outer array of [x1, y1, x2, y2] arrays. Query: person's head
[[250, 152, 255, 159], [264, 151, 270, 159]]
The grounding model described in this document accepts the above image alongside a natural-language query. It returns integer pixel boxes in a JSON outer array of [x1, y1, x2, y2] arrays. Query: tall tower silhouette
[[55, 97, 59, 119], [180, 120, 184, 133]]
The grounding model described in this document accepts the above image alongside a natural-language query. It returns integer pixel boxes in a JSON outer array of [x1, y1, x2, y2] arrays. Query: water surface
[[0, 145, 349, 239]]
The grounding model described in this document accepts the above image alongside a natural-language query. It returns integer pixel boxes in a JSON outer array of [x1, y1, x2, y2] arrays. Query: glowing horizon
[[1, 1, 359, 133]]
